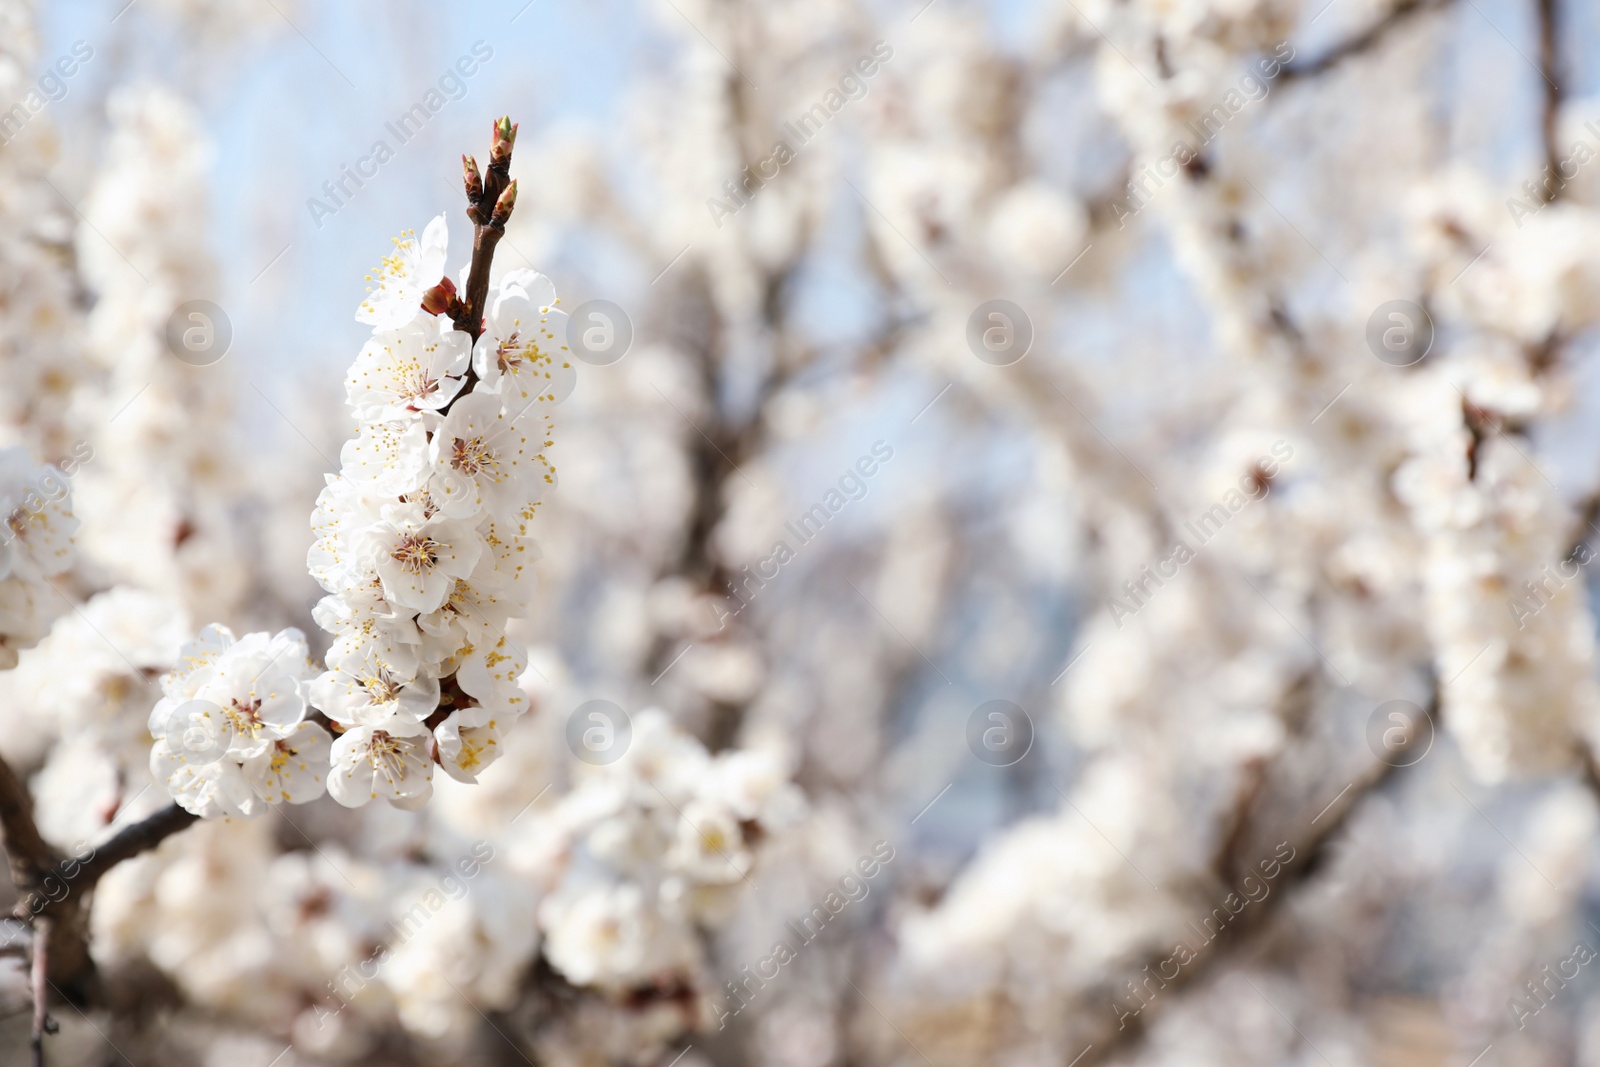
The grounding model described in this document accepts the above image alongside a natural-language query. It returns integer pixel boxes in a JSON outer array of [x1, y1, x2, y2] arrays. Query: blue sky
[[38, 0, 649, 429]]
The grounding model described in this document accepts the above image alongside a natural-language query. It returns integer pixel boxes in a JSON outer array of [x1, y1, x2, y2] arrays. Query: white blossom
[[427, 390, 546, 519], [357, 214, 450, 331], [471, 268, 576, 408], [148, 625, 329, 819], [310, 633, 439, 729], [0, 446, 77, 668], [345, 314, 473, 422], [328, 721, 434, 809], [297, 213, 560, 809]]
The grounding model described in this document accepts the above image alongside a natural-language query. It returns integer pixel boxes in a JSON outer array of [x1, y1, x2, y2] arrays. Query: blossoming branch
[[150, 115, 572, 816]]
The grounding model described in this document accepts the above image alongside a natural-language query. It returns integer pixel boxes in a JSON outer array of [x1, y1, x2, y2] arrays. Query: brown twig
[[1581, 741, 1600, 799], [458, 225, 506, 346], [1278, 0, 1451, 83], [1536, 0, 1563, 198], [1073, 752, 1400, 1066], [1070, 667, 1437, 1067], [69, 803, 197, 888], [1214, 755, 1271, 887], [457, 126, 517, 345], [444, 115, 519, 413], [30, 914, 49, 1067], [0, 751, 61, 891], [0, 746, 199, 1056]]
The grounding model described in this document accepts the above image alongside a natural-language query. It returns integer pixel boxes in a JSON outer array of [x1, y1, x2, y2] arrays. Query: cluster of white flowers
[[147, 624, 329, 819], [307, 213, 571, 809], [0, 0, 90, 466], [92, 814, 529, 1054], [519, 709, 801, 993], [0, 446, 77, 669], [74, 84, 251, 625], [19, 0, 1600, 1062], [0, 587, 185, 844], [850, 6, 1448, 1061], [1394, 363, 1600, 782], [1387, 173, 1600, 782], [99, 698, 797, 1054], [143, 208, 572, 818]]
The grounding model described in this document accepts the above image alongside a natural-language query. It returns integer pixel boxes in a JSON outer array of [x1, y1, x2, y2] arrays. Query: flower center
[[451, 435, 494, 476], [224, 698, 262, 736], [403, 368, 441, 404], [496, 331, 524, 374], [367, 730, 414, 784], [390, 533, 441, 576], [364, 672, 401, 704]]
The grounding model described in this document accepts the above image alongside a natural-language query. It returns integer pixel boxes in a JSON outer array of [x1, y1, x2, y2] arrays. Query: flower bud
[[490, 116, 518, 166], [420, 276, 457, 316], [462, 154, 482, 202], [490, 179, 518, 228]]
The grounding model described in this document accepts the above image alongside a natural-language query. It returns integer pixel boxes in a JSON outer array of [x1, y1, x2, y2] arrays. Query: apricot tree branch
[[1536, 0, 1563, 195], [435, 116, 519, 420], [29, 913, 49, 1067], [1072, 753, 1400, 1066], [1278, 0, 1452, 84], [69, 803, 198, 888], [0, 752, 59, 893], [0, 746, 198, 1032]]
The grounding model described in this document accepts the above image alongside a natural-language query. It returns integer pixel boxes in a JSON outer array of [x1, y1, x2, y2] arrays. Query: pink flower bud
[[420, 276, 457, 316], [490, 179, 518, 227]]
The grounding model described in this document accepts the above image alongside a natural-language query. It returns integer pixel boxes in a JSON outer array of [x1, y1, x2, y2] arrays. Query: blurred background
[[1, 0, 1600, 1063]]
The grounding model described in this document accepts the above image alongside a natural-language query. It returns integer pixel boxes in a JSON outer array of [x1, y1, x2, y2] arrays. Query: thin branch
[[1536, 0, 1563, 196], [29, 914, 49, 1067], [70, 804, 197, 888], [0, 746, 198, 1042], [638, 58, 818, 751], [442, 117, 519, 414], [0, 753, 61, 893], [459, 226, 506, 343], [1278, 0, 1451, 84], [1070, 672, 1437, 1067], [1073, 753, 1399, 1066], [1215, 755, 1271, 886]]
